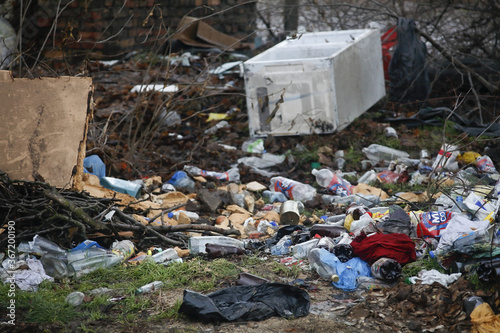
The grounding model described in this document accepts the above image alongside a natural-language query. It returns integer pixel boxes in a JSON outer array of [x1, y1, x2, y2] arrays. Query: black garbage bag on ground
[[388, 18, 430, 103], [376, 205, 413, 235], [178, 282, 310, 322]]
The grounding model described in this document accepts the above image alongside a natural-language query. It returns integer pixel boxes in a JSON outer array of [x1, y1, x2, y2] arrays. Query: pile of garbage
[[1, 140, 500, 330]]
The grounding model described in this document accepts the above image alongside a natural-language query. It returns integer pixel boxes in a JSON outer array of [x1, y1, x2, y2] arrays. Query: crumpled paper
[[12, 258, 54, 291], [408, 269, 461, 288]]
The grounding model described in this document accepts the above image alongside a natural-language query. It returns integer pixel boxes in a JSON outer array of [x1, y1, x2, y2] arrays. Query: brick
[[80, 31, 101, 40], [89, 11, 102, 20]]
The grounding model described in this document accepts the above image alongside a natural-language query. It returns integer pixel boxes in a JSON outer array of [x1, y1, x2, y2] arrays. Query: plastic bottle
[[311, 168, 354, 197], [362, 144, 409, 162], [308, 248, 340, 282], [269, 176, 316, 203], [477, 258, 500, 282], [357, 170, 378, 185], [291, 238, 320, 259], [67, 247, 110, 264], [262, 190, 288, 203], [68, 253, 124, 278], [188, 236, 245, 255], [135, 281, 163, 294], [310, 224, 347, 238], [431, 143, 459, 172], [370, 257, 402, 282], [100, 177, 142, 198], [271, 235, 292, 255], [183, 165, 240, 182], [152, 248, 180, 263], [205, 243, 245, 259], [167, 210, 200, 222], [316, 237, 335, 252], [331, 194, 381, 207], [332, 243, 354, 263], [167, 171, 195, 192], [40, 253, 70, 279]]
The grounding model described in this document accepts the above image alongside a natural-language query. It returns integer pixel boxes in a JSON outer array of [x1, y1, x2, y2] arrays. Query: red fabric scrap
[[350, 232, 416, 265]]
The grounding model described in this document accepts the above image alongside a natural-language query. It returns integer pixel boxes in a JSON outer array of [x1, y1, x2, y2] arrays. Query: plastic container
[[308, 248, 340, 282], [312, 168, 354, 196], [152, 248, 180, 263], [205, 243, 245, 259], [262, 190, 288, 203], [244, 29, 385, 136], [135, 281, 163, 294], [370, 257, 402, 282], [40, 253, 70, 279], [310, 224, 347, 238], [331, 194, 381, 207], [332, 243, 354, 263], [269, 176, 316, 203], [188, 236, 245, 255], [167, 171, 195, 192], [357, 170, 378, 185], [362, 144, 409, 162], [67, 247, 110, 264], [271, 235, 293, 255], [431, 143, 459, 172], [184, 165, 240, 182], [68, 253, 124, 278], [316, 237, 336, 252], [111, 240, 135, 261], [291, 239, 320, 259], [167, 210, 200, 222], [100, 177, 142, 198], [65, 291, 85, 306]]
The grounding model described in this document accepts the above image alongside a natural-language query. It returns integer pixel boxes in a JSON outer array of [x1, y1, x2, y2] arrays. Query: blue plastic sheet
[[316, 248, 372, 291], [83, 155, 106, 179]]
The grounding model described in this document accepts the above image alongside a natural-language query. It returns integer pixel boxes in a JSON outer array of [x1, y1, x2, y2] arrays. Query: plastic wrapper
[[178, 283, 309, 322]]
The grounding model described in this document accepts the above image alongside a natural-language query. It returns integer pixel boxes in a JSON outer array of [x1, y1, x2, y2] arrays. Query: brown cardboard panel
[[0, 70, 93, 189], [174, 16, 241, 50]]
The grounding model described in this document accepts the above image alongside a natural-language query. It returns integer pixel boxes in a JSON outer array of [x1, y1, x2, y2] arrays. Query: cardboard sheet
[[0, 70, 93, 190], [174, 16, 241, 50]]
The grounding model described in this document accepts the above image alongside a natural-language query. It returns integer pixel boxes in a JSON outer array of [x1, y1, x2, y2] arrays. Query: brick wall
[[15, 0, 256, 62]]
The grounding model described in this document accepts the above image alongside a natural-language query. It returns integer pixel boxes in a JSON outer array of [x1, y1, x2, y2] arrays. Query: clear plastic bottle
[[308, 248, 340, 282], [167, 171, 195, 192], [68, 253, 124, 278], [151, 248, 180, 263], [357, 170, 378, 185], [291, 238, 320, 259], [269, 176, 316, 203], [310, 224, 347, 238], [316, 237, 335, 252], [188, 236, 245, 255], [311, 168, 354, 197], [67, 247, 110, 264], [271, 235, 292, 255], [167, 210, 200, 221], [262, 190, 288, 203], [362, 144, 409, 162], [135, 281, 163, 294], [184, 165, 240, 182]]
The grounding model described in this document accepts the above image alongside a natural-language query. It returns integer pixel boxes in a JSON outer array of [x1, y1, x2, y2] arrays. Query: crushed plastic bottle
[[135, 281, 163, 294], [167, 210, 200, 222], [291, 238, 320, 259], [362, 144, 409, 162], [311, 168, 354, 196], [269, 176, 316, 203], [183, 165, 240, 182], [308, 248, 340, 282], [188, 236, 245, 255], [262, 190, 288, 203], [431, 143, 459, 172], [271, 235, 292, 255], [370, 257, 402, 282], [152, 248, 180, 263], [167, 171, 195, 192]]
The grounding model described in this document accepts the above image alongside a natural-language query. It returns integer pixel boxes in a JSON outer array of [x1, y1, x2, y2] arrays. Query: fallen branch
[[43, 188, 108, 230]]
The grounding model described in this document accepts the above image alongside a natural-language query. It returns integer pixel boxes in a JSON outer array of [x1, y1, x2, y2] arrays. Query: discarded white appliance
[[243, 29, 386, 136]]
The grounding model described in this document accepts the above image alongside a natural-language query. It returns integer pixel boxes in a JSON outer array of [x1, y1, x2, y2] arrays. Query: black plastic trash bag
[[178, 282, 310, 322], [388, 18, 430, 103], [377, 205, 413, 235]]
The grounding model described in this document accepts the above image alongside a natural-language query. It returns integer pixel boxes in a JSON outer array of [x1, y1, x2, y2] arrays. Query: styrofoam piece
[[243, 29, 385, 136]]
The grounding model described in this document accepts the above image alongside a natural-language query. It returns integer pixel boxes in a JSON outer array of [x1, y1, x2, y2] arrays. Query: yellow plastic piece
[[470, 302, 500, 333], [344, 214, 354, 231], [457, 151, 481, 164], [206, 113, 229, 122]]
